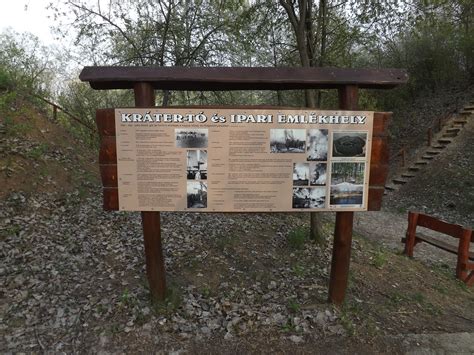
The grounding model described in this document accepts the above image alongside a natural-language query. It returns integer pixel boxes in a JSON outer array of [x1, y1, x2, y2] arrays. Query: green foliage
[[5, 225, 21, 237], [287, 226, 309, 250], [200, 284, 212, 298], [292, 263, 306, 277], [0, 30, 55, 96], [26, 143, 49, 160], [0, 66, 12, 90], [371, 250, 388, 269], [3, 115, 32, 137], [288, 299, 301, 313], [153, 284, 183, 315]]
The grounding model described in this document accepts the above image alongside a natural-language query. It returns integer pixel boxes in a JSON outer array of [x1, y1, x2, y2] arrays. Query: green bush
[[287, 226, 308, 249]]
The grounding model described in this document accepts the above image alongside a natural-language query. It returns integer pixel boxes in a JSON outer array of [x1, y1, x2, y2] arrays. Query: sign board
[[115, 108, 374, 212]]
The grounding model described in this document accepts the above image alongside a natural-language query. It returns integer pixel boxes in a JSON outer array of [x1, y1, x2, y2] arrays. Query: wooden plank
[[416, 233, 459, 254], [411, 234, 473, 260], [369, 163, 389, 186], [100, 164, 118, 188], [370, 137, 389, 165], [460, 262, 474, 270], [416, 213, 464, 239], [141, 211, 167, 300], [99, 136, 117, 164], [404, 212, 419, 257], [338, 85, 358, 110], [103, 187, 119, 211], [80, 67, 409, 91], [457, 229, 473, 280], [96, 108, 116, 136], [367, 187, 384, 211], [328, 211, 354, 304], [373, 112, 391, 136], [465, 272, 474, 286]]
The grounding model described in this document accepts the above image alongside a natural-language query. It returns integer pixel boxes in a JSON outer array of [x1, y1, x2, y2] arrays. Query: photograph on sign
[[310, 163, 327, 186], [115, 108, 373, 212], [307, 129, 328, 161], [270, 129, 306, 153], [293, 163, 310, 186], [187, 181, 207, 208], [292, 187, 326, 209], [186, 150, 207, 180], [330, 162, 365, 207], [332, 132, 367, 157], [176, 129, 208, 148]]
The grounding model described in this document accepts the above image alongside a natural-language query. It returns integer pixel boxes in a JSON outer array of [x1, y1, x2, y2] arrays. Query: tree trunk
[[280, 0, 324, 243]]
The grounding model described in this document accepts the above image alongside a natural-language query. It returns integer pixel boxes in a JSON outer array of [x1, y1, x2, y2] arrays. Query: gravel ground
[[1, 98, 473, 353], [1, 189, 349, 352]]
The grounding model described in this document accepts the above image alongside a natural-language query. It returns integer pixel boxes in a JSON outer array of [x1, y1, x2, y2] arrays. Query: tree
[[0, 30, 56, 96], [51, 0, 252, 105]]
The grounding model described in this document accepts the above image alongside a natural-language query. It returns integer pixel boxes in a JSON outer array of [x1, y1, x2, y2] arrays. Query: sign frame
[[80, 67, 405, 305]]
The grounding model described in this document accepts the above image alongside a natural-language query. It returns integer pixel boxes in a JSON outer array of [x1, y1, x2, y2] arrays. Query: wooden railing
[[31, 93, 96, 132]]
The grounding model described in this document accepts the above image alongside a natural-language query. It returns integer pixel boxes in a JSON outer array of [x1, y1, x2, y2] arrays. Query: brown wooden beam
[[80, 66, 408, 91], [328, 211, 354, 304], [328, 85, 359, 305], [133, 83, 166, 301]]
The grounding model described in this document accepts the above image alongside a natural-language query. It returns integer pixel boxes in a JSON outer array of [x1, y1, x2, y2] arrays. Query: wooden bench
[[401, 211, 474, 286]]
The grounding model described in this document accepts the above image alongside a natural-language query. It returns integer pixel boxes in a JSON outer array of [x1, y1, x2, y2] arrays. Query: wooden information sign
[[114, 108, 374, 212], [82, 66, 406, 305]]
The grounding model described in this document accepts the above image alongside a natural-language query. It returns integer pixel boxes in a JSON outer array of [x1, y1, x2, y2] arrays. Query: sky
[[0, 0, 57, 45]]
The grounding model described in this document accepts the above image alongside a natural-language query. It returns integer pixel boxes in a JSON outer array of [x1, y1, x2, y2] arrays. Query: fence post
[[427, 128, 432, 147], [53, 105, 58, 121]]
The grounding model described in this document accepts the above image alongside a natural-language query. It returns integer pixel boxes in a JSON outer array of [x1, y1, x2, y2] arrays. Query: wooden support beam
[[80, 66, 409, 91], [328, 85, 358, 305], [328, 210, 354, 304], [133, 83, 166, 301]]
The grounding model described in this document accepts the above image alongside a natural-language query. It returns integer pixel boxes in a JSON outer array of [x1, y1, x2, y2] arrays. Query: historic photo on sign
[[306, 129, 328, 161], [186, 150, 208, 180], [332, 132, 367, 157], [187, 181, 208, 208], [270, 129, 306, 153], [292, 187, 326, 209], [293, 163, 310, 186], [330, 162, 365, 206], [176, 129, 208, 148], [310, 163, 327, 186]]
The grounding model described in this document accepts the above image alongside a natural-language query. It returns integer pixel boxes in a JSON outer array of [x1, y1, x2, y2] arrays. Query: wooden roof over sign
[[80, 66, 409, 91]]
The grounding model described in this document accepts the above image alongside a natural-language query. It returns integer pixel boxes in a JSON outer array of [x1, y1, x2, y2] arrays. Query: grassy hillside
[[0, 92, 98, 199]]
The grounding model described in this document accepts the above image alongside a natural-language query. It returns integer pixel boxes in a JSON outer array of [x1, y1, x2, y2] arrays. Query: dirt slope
[[0, 96, 99, 199], [386, 117, 474, 227]]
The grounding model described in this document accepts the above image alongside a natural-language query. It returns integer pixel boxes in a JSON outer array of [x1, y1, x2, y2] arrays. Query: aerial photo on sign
[[115, 108, 373, 212]]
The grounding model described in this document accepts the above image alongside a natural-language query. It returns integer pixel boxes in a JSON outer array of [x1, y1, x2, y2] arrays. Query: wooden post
[[404, 212, 419, 257], [133, 82, 167, 301], [328, 85, 358, 305], [400, 148, 406, 168], [427, 128, 432, 147], [456, 229, 472, 281], [53, 105, 58, 121]]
